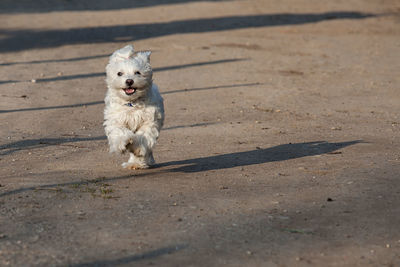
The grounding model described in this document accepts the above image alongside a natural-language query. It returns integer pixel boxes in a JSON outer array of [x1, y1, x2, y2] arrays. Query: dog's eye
[[134, 71, 141, 75], [117, 72, 123, 76]]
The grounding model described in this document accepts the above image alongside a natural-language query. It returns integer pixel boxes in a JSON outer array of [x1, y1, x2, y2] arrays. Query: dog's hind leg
[[145, 151, 155, 166]]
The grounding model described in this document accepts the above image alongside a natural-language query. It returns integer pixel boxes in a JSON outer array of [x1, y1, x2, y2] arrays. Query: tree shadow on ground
[[0, 140, 361, 197], [0, 120, 221, 154], [0, 101, 104, 114], [70, 244, 187, 267], [0, 54, 109, 66], [0, 80, 18, 85], [162, 82, 260, 95], [0, 12, 375, 53], [0, 0, 226, 13], [0, 81, 257, 114], [32, 58, 245, 83], [0, 58, 245, 84], [0, 136, 107, 156]]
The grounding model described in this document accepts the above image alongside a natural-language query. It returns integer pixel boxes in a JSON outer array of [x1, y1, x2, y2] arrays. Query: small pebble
[[31, 79, 36, 83], [30, 235, 39, 242]]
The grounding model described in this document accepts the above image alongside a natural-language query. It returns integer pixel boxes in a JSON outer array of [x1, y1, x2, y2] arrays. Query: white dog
[[103, 45, 164, 169]]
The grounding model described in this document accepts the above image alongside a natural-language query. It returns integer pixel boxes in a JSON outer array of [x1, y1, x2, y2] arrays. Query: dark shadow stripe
[[0, 140, 361, 197], [0, 0, 228, 13], [32, 58, 245, 83], [0, 59, 244, 83], [70, 244, 187, 267], [0, 121, 218, 154], [0, 82, 257, 114], [0, 101, 104, 114], [0, 136, 107, 156], [163, 122, 219, 131], [0, 54, 109, 66], [163, 82, 260, 94], [0, 12, 376, 53], [0, 80, 18, 85]]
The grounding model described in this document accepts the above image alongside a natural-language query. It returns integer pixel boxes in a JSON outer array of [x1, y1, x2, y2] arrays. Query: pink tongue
[[125, 88, 135, 94]]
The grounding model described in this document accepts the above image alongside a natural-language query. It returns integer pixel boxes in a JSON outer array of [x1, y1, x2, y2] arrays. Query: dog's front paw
[[122, 160, 149, 170]]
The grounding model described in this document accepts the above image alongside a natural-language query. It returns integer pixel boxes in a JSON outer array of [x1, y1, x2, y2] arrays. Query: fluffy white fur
[[104, 45, 164, 169]]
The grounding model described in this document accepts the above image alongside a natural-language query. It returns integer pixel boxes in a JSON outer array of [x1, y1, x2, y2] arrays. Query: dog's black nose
[[126, 79, 134, 86]]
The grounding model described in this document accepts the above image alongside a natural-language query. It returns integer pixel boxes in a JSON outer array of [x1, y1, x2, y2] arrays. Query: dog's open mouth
[[123, 87, 136, 95]]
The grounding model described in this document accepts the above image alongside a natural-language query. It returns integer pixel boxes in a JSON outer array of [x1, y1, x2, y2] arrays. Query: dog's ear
[[136, 51, 152, 62], [109, 45, 135, 63]]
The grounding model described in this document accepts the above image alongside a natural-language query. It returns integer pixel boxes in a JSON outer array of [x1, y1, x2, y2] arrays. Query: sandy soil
[[1, 0, 400, 266]]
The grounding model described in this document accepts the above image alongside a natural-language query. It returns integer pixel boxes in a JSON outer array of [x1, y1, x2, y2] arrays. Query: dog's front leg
[[127, 123, 160, 164], [105, 126, 135, 154], [135, 123, 160, 154]]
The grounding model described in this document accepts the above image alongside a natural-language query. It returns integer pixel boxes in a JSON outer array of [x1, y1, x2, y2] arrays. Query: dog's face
[[106, 45, 153, 101]]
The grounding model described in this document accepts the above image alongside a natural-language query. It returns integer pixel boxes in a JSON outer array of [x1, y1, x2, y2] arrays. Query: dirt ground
[[1, 0, 400, 266]]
